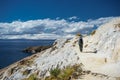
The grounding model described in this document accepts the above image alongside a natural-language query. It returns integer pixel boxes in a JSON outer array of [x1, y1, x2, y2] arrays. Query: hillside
[[0, 17, 120, 80]]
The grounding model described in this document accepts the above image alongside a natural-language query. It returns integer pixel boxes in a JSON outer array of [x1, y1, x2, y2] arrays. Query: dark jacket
[[79, 36, 83, 52]]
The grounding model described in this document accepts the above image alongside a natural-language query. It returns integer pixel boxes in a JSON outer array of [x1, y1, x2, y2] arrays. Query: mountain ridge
[[0, 17, 120, 80]]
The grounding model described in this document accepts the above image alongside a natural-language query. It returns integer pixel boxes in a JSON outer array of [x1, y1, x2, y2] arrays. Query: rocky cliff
[[0, 17, 120, 80]]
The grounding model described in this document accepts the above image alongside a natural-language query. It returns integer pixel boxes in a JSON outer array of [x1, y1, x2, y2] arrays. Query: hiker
[[78, 34, 83, 52]]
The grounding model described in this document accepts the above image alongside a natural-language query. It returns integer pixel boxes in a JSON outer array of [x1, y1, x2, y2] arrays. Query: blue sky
[[0, 0, 120, 22]]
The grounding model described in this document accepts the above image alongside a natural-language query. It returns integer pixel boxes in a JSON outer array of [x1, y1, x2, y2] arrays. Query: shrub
[[90, 30, 96, 35], [50, 67, 61, 78], [27, 74, 38, 80], [50, 46, 58, 52], [19, 59, 33, 66], [8, 68, 14, 76], [46, 64, 83, 80], [58, 66, 74, 80], [76, 33, 82, 36], [22, 73, 39, 80], [23, 69, 31, 75], [8, 67, 17, 76]]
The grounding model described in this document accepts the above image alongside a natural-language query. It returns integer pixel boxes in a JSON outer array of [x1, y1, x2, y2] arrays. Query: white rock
[[0, 17, 120, 80]]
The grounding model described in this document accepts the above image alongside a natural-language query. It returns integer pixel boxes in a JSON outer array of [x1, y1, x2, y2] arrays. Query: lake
[[0, 39, 54, 69]]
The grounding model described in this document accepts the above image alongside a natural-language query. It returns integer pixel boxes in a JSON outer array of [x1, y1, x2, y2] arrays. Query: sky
[[0, 0, 120, 39], [0, 0, 120, 22], [0, 17, 117, 39]]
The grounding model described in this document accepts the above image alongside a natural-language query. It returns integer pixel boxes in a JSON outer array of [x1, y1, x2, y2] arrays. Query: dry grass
[[90, 30, 96, 35], [18, 59, 33, 66], [7, 66, 21, 76], [22, 73, 39, 80], [115, 77, 120, 80], [45, 64, 83, 80], [22, 69, 31, 76], [76, 33, 82, 36], [65, 39, 70, 43], [50, 46, 58, 52], [114, 23, 120, 28], [0, 72, 4, 79]]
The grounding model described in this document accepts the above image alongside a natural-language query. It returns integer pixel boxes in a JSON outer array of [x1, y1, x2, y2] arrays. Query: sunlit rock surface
[[0, 17, 120, 80]]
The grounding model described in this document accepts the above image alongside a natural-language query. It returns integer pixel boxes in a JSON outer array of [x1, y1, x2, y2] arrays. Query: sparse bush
[[76, 33, 82, 36], [58, 66, 74, 80], [73, 44, 76, 47], [45, 76, 57, 80], [22, 73, 38, 80], [90, 30, 96, 35], [8, 67, 17, 76], [45, 64, 83, 80], [8, 68, 14, 76], [72, 41, 77, 47], [50, 46, 58, 52], [19, 59, 33, 66], [50, 67, 61, 78], [23, 69, 31, 75], [65, 39, 70, 43], [27, 74, 38, 80]]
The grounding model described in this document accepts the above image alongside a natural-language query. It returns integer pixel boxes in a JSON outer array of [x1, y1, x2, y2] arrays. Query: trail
[[73, 39, 116, 80], [75, 39, 107, 68]]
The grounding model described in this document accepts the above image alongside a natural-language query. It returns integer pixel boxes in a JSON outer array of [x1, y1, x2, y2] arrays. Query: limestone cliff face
[[0, 17, 120, 80]]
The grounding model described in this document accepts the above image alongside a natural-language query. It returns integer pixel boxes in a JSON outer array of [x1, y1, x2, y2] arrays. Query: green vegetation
[[58, 66, 74, 80], [76, 33, 82, 36], [50, 67, 61, 78], [22, 74, 38, 80], [45, 64, 83, 80], [27, 74, 38, 80], [23, 69, 31, 75], [22, 64, 83, 80]]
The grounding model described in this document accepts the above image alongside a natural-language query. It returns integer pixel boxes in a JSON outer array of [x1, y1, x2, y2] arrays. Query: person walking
[[78, 34, 83, 52]]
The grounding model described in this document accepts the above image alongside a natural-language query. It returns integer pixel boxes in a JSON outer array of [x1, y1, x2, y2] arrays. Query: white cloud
[[68, 16, 79, 20], [0, 17, 117, 39]]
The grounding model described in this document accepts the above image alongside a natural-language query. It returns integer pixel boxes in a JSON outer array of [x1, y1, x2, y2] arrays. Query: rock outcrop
[[22, 45, 52, 54], [0, 17, 120, 80], [81, 17, 120, 78]]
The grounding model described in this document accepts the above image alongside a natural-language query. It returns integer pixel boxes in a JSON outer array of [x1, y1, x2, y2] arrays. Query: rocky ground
[[0, 17, 120, 80]]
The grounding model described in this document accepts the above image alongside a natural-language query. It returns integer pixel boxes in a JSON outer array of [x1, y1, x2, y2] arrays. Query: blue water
[[0, 39, 54, 69]]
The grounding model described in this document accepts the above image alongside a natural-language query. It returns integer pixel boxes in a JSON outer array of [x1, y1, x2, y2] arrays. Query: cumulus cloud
[[68, 16, 79, 20], [0, 17, 117, 39]]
